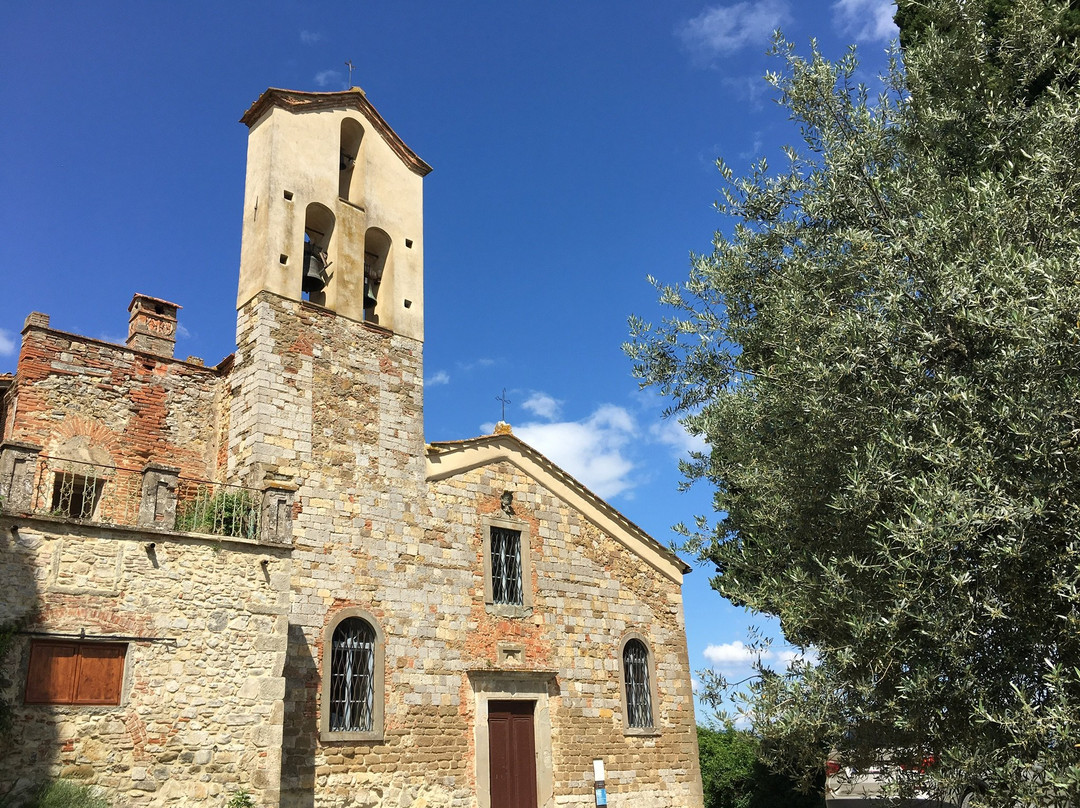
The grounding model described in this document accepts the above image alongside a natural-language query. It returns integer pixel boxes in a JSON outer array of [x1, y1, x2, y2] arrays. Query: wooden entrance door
[[488, 700, 538, 808]]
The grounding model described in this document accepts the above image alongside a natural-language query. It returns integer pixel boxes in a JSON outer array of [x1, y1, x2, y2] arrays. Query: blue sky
[[1, 1, 898, 719]]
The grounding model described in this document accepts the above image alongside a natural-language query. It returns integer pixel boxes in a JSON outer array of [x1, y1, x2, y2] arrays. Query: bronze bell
[[363, 277, 378, 309], [303, 243, 329, 293]]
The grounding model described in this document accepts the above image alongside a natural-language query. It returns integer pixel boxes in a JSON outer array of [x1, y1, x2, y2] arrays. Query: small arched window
[[329, 618, 375, 731], [621, 636, 655, 732], [338, 118, 364, 202], [321, 609, 384, 740]]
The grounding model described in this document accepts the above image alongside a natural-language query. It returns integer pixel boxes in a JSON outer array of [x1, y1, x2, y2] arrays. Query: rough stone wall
[[0, 518, 291, 806], [225, 292, 701, 808], [0, 291, 703, 808], [0, 316, 290, 806], [429, 461, 704, 808], [226, 292, 463, 807], [5, 321, 223, 479]]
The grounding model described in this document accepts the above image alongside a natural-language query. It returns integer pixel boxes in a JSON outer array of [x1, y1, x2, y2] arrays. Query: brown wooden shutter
[[25, 641, 78, 704], [24, 640, 125, 705], [74, 644, 125, 705]]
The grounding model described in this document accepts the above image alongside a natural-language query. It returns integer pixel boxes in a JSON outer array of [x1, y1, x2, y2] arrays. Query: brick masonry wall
[[0, 291, 703, 808], [6, 324, 224, 479], [0, 518, 291, 806], [227, 293, 454, 807], [430, 462, 703, 808], [0, 320, 289, 805], [227, 293, 701, 808]]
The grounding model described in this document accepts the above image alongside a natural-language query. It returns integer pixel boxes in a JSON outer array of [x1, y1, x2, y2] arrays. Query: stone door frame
[[468, 670, 556, 808]]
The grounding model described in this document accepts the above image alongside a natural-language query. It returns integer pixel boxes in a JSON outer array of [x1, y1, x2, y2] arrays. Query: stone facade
[[0, 306, 290, 806], [0, 87, 703, 808]]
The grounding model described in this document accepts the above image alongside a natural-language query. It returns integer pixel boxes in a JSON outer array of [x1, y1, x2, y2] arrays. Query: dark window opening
[[339, 118, 364, 201], [329, 617, 376, 732], [51, 472, 104, 519], [623, 639, 654, 729], [303, 203, 335, 304], [490, 527, 523, 606]]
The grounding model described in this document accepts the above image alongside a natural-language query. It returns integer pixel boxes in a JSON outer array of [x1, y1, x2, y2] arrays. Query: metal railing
[[37, 458, 141, 525], [19, 456, 262, 540], [173, 477, 261, 540]]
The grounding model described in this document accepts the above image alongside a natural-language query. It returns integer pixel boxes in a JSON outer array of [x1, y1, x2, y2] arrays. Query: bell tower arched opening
[[339, 118, 364, 203], [237, 88, 430, 340], [303, 203, 335, 305], [363, 227, 391, 323]]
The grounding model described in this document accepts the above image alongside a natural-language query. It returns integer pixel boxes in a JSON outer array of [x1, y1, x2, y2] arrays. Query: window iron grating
[[329, 618, 376, 732], [624, 639, 654, 729], [490, 527, 523, 606]]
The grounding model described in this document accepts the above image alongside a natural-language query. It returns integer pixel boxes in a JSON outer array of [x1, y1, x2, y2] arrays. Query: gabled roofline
[[240, 87, 433, 177], [426, 433, 692, 584]]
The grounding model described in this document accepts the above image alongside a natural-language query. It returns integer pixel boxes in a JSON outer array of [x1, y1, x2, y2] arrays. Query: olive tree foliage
[[626, 1, 1080, 804]]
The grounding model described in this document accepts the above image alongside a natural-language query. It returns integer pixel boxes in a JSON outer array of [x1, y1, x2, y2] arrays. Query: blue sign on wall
[[595, 787, 608, 806]]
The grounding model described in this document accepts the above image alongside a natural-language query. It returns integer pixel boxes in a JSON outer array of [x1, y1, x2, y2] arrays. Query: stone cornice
[[240, 87, 433, 177]]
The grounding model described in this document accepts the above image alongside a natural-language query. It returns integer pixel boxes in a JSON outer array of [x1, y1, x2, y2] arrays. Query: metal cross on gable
[[496, 389, 511, 421]]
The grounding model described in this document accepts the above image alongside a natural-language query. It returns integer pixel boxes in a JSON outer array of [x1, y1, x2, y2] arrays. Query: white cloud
[[832, 0, 898, 43], [703, 641, 817, 672], [522, 392, 562, 421], [650, 418, 707, 457], [514, 404, 640, 499], [0, 329, 15, 356], [704, 640, 758, 666], [314, 70, 343, 88], [427, 370, 451, 386], [776, 648, 817, 664], [300, 30, 323, 45], [176, 322, 191, 339], [678, 0, 791, 60], [457, 357, 496, 372]]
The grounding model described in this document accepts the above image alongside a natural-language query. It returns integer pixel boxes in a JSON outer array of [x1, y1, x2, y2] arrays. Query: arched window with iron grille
[[321, 609, 384, 740], [329, 617, 375, 732], [622, 637, 655, 731]]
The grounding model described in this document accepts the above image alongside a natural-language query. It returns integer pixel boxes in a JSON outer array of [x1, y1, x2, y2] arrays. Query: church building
[[0, 87, 704, 808]]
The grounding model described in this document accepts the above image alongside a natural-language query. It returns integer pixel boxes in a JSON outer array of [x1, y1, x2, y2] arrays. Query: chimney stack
[[127, 294, 180, 358]]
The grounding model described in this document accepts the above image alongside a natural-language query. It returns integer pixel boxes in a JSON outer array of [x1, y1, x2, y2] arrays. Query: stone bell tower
[[227, 87, 431, 488], [237, 87, 431, 338]]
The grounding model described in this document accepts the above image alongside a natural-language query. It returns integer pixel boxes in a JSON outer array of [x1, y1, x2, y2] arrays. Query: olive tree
[[627, 2, 1080, 804]]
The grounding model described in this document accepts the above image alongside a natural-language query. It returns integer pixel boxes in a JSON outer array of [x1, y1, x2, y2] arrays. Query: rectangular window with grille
[[25, 640, 125, 705], [50, 472, 104, 519], [490, 527, 523, 606]]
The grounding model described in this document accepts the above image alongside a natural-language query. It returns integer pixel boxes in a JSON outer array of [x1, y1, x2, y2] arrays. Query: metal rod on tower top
[[345, 60, 355, 87], [497, 389, 511, 422]]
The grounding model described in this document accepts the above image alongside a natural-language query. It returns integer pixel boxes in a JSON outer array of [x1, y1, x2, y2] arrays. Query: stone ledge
[[0, 512, 295, 552]]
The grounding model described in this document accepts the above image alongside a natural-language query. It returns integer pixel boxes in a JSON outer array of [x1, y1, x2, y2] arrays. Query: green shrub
[[225, 788, 255, 808], [698, 725, 824, 808], [28, 780, 109, 808], [175, 487, 259, 539]]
